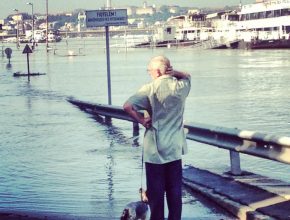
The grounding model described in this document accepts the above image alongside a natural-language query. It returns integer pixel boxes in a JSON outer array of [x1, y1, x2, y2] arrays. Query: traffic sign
[[5, 48, 12, 59], [85, 9, 128, 105], [23, 44, 33, 54], [22, 44, 33, 82], [85, 9, 128, 27]]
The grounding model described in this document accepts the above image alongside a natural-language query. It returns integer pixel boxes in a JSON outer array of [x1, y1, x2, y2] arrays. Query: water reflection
[[6, 63, 12, 70], [25, 82, 32, 111], [106, 141, 115, 218], [88, 115, 142, 218], [90, 114, 140, 147]]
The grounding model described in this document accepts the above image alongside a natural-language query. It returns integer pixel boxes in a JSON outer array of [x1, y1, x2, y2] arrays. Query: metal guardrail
[[68, 98, 134, 122], [184, 123, 290, 163], [68, 98, 290, 175]]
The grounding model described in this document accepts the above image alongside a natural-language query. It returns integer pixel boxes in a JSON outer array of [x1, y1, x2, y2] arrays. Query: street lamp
[[106, 0, 111, 9], [13, 9, 20, 48], [26, 2, 34, 48]]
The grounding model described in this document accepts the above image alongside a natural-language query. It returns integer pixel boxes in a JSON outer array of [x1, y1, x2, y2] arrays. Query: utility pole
[[46, 0, 49, 51]]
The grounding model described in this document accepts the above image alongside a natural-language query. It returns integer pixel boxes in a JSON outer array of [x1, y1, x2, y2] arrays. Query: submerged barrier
[[68, 98, 290, 175]]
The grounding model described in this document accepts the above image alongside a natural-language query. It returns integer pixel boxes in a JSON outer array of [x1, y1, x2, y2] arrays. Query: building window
[[240, 14, 245, 21], [250, 13, 258, 20], [274, 9, 281, 17], [266, 10, 274, 18], [281, 8, 290, 16], [258, 12, 265, 19], [227, 14, 238, 21]]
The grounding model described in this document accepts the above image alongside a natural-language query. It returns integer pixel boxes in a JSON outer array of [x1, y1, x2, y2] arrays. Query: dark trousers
[[145, 159, 182, 220]]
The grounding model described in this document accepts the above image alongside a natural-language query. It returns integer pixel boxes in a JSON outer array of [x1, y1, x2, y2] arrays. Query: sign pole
[[27, 53, 30, 82], [105, 25, 112, 105], [22, 44, 33, 82]]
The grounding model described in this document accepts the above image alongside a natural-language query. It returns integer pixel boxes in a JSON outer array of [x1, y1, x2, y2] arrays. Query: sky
[[1, 0, 254, 19]]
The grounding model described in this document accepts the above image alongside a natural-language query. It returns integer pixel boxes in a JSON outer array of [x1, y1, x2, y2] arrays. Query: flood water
[[0, 38, 290, 219]]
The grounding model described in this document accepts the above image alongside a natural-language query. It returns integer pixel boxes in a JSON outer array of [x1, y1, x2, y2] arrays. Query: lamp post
[[13, 9, 20, 48], [26, 2, 34, 49], [46, 0, 49, 51]]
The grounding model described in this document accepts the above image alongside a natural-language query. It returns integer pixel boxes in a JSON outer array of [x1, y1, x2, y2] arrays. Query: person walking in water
[[123, 55, 191, 220]]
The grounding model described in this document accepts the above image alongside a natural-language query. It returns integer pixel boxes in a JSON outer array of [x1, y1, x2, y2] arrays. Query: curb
[[182, 166, 290, 220], [183, 179, 274, 220]]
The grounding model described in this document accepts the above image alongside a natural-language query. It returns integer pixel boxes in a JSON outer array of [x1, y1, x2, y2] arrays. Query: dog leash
[[129, 135, 145, 201], [140, 144, 144, 201]]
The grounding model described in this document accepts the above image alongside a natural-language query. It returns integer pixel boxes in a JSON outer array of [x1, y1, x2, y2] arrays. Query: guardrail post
[[229, 151, 242, 175], [133, 122, 139, 136], [105, 116, 112, 124]]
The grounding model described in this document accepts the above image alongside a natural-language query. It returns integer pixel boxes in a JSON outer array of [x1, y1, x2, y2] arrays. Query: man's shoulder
[[139, 82, 153, 92]]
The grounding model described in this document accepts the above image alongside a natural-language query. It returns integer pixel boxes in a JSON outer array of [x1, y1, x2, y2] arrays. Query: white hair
[[148, 55, 172, 75]]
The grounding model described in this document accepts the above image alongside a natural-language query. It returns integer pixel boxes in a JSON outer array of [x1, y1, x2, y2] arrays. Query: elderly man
[[123, 55, 191, 220]]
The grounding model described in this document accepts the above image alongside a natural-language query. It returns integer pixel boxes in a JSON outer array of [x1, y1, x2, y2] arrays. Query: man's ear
[[156, 69, 162, 77]]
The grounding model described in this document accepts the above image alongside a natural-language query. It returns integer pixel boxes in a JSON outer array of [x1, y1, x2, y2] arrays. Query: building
[[126, 6, 137, 16], [0, 19, 5, 33], [168, 6, 181, 14], [135, 1, 155, 15]]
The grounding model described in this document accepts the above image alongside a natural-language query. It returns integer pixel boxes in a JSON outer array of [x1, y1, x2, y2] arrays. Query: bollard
[[105, 116, 112, 124], [229, 151, 242, 175]]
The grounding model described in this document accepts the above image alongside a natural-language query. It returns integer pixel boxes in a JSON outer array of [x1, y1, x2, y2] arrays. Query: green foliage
[[159, 5, 170, 14], [48, 14, 78, 25]]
